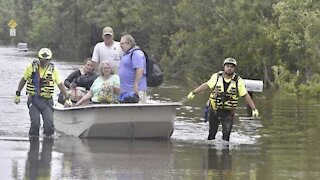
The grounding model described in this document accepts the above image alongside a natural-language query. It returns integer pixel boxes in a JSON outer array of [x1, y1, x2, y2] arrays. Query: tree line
[[1, 0, 319, 95]]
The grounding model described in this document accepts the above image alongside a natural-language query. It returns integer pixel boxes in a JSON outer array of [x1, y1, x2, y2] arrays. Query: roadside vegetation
[[0, 0, 319, 95]]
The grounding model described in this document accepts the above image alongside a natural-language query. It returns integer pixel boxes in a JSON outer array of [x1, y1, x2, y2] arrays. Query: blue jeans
[[27, 96, 54, 136]]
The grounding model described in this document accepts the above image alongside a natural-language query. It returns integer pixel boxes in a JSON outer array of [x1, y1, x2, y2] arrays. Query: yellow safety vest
[[209, 72, 239, 110], [26, 61, 55, 98]]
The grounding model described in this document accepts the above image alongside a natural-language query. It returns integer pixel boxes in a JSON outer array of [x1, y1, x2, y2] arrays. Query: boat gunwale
[[53, 102, 181, 111]]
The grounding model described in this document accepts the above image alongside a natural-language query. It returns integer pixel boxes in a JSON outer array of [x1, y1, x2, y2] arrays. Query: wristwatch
[[16, 91, 21, 96]]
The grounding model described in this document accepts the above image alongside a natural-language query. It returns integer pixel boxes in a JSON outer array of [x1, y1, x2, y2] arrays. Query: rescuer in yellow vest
[[14, 48, 71, 137], [187, 58, 259, 141]]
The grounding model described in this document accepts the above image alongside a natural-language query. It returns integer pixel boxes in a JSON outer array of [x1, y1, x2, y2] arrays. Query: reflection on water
[[205, 147, 232, 179], [0, 136, 245, 179], [55, 139, 175, 179], [25, 137, 53, 180], [52, 138, 237, 179], [206, 147, 232, 171]]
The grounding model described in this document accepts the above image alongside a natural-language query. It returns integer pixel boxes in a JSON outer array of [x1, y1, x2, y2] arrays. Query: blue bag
[[117, 92, 140, 103]]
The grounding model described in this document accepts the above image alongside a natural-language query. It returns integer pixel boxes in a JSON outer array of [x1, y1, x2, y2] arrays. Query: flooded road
[[1, 46, 320, 179]]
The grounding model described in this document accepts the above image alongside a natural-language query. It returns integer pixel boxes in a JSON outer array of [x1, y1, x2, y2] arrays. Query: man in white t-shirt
[[91, 26, 123, 74]]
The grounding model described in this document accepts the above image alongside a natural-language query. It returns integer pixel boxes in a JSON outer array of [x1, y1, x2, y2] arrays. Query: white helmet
[[38, 48, 52, 60], [223, 57, 237, 66]]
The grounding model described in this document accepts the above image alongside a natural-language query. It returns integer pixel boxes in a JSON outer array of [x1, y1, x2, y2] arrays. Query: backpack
[[130, 48, 163, 87]]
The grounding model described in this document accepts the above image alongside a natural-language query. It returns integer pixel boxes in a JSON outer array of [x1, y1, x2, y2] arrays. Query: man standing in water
[[14, 48, 70, 137], [91, 26, 123, 73], [187, 58, 259, 141]]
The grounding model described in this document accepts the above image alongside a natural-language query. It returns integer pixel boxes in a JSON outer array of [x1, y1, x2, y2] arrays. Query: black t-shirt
[[64, 69, 98, 90]]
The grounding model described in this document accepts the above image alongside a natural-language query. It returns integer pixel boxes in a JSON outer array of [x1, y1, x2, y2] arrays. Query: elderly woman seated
[[75, 61, 120, 106]]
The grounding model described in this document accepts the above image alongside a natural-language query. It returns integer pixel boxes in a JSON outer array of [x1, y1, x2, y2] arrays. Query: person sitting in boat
[[58, 58, 98, 104], [75, 61, 120, 106]]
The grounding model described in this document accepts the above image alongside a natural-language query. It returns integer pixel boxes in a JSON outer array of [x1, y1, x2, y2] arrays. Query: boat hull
[[53, 103, 180, 139]]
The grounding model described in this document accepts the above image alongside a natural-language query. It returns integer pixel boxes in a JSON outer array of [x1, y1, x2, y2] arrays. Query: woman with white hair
[[75, 61, 120, 106]]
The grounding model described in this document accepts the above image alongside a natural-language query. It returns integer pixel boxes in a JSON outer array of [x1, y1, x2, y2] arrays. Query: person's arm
[[238, 77, 259, 117], [113, 85, 121, 95], [65, 70, 81, 89], [16, 65, 32, 95], [57, 83, 68, 98], [15, 65, 31, 104], [237, 78, 256, 109], [187, 73, 219, 101], [14, 78, 27, 104], [133, 68, 144, 93], [112, 75, 121, 95], [190, 73, 217, 95], [91, 44, 100, 70], [131, 50, 146, 93], [243, 93, 259, 117], [244, 93, 256, 109], [16, 78, 27, 94], [187, 82, 210, 100], [75, 90, 93, 106], [53, 67, 69, 99], [191, 82, 210, 94]]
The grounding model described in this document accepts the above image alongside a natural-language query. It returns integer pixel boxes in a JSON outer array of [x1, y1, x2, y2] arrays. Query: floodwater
[[1, 46, 320, 180]]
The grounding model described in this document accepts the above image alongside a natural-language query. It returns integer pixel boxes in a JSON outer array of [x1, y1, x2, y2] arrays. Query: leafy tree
[[28, 0, 57, 49], [0, 0, 16, 43], [269, 0, 320, 82], [1, 0, 319, 92], [14, 0, 33, 43], [162, 0, 277, 84]]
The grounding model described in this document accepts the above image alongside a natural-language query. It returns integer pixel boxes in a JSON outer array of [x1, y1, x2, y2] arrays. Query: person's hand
[[70, 82, 77, 89], [14, 95, 21, 104], [64, 99, 73, 107], [74, 95, 85, 106], [187, 92, 195, 100], [252, 108, 259, 117]]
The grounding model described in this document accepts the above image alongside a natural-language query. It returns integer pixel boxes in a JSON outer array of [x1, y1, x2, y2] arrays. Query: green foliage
[[272, 65, 320, 97], [0, 0, 16, 43], [0, 0, 319, 95], [269, 0, 320, 80], [28, 4, 56, 48], [27, 1, 93, 60], [298, 74, 320, 97], [271, 65, 298, 95]]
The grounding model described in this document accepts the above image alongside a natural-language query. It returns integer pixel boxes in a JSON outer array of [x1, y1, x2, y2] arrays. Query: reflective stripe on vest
[[209, 73, 239, 110], [26, 62, 55, 98]]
